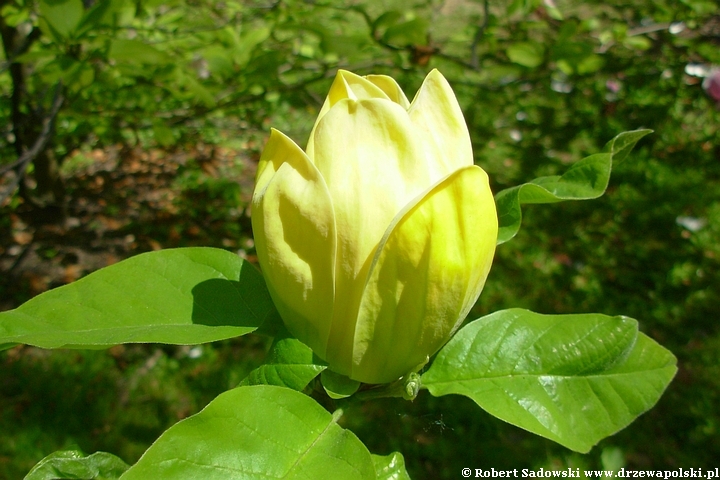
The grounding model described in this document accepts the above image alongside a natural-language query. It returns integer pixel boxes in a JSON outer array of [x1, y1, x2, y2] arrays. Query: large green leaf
[[0, 248, 275, 349], [120, 385, 377, 479], [495, 129, 651, 244], [25, 450, 129, 480], [240, 331, 327, 391], [422, 309, 676, 453]]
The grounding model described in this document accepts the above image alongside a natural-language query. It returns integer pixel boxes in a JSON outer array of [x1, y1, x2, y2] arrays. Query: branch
[[0, 83, 64, 204], [470, 0, 490, 69]]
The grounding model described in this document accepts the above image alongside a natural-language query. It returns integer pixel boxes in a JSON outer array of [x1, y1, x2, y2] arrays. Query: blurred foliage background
[[1, 0, 719, 478]]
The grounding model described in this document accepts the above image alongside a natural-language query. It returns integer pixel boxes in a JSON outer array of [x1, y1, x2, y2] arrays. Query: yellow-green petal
[[408, 69, 474, 179], [252, 129, 337, 359], [365, 74, 411, 109], [307, 70, 391, 160], [311, 97, 436, 373], [351, 165, 498, 384]]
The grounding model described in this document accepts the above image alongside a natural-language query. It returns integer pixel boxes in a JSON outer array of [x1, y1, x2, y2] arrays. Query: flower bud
[[252, 69, 497, 384]]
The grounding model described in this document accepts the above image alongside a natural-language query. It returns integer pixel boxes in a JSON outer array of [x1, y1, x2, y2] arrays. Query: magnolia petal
[[408, 69, 473, 179], [312, 98, 436, 373], [307, 71, 391, 160], [365, 74, 411, 109], [255, 128, 302, 195], [252, 130, 336, 359], [351, 165, 498, 384]]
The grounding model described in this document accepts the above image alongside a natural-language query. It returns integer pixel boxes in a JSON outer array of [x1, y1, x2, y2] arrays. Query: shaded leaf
[[321, 369, 361, 399], [25, 449, 129, 480], [494, 129, 651, 244], [120, 386, 377, 479], [241, 332, 327, 391], [383, 18, 429, 46], [423, 308, 676, 453], [0, 248, 275, 348]]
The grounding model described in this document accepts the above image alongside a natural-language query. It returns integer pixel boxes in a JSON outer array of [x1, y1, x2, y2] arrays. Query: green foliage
[[2, 0, 720, 477], [423, 309, 676, 453], [495, 130, 651, 243], [25, 450, 129, 480], [121, 386, 378, 479], [240, 332, 327, 391], [372, 452, 411, 480], [0, 248, 274, 349]]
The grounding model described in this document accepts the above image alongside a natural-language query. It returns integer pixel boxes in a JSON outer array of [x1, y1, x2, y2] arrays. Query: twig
[[0, 83, 64, 204], [470, 0, 490, 69]]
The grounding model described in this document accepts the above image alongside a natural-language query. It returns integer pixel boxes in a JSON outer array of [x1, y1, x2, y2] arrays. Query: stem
[[352, 372, 422, 402]]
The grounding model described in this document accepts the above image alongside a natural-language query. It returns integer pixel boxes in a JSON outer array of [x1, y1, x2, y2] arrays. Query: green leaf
[[0, 248, 275, 349], [75, 1, 113, 37], [234, 26, 271, 67], [422, 309, 677, 453], [321, 369, 361, 399], [383, 18, 429, 46], [25, 449, 129, 480], [372, 452, 411, 480], [494, 129, 651, 244], [373, 11, 403, 32], [39, 0, 84, 39], [507, 42, 545, 68], [120, 386, 377, 479], [241, 332, 327, 391], [109, 39, 172, 65]]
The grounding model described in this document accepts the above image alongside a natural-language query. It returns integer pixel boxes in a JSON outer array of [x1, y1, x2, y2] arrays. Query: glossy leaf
[[495, 129, 651, 244], [241, 332, 327, 391], [120, 385, 377, 479], [25, 449, 129, 480], [372, 452, 411, 480], [0, 248, 275, 349], [422, 308, 677, 453]]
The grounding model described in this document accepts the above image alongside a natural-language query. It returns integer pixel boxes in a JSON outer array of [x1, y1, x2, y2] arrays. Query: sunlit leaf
[[372, 452, 411, 480], [25, 450, 129, 480], [494, 129, 651, 244], [0, 248, 275, 349], [423, 309, 677, 453], [109, 39, 172, 65], [39, 0, 83, 39], [507, 42, 545, 68], [120, 386, 377, 479]]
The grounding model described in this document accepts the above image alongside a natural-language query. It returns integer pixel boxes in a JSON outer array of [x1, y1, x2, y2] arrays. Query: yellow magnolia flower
[[252, 69, 497, 384]]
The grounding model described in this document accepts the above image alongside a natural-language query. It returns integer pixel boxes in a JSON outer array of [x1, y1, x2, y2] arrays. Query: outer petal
[[311, 97, 436, 374], [408, 69, 474, 180], [351, 165, 498, 384], [306, 70, 390, 160], [252, 129, 336, 359]]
